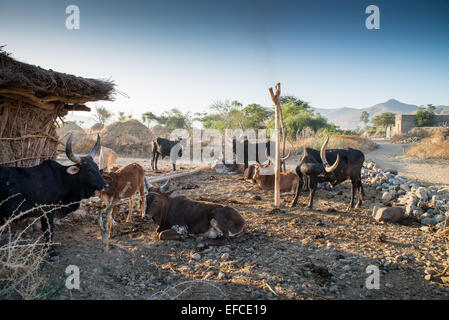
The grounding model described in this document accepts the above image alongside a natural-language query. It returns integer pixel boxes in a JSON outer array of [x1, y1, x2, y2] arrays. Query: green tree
[[141, 108, 191, 131], [372, 112, 396, 131], [94, 106, 112, 125], [267, 96, 330, 138], [242, 104, 273, 129], [141, 111, 158, 127], [415, 104, 435, 127], [117, 111, 127, 122], [360, 111, 369, 128]]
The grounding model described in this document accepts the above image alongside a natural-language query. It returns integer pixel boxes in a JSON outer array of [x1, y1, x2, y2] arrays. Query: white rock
[[382, 192, 394, 202], [373, 206, 405, 223], [192, 253, 201, 261], [416, 187, 428, 201]]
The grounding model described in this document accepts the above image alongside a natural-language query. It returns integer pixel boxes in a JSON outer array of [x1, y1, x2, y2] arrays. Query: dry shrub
[[409, 127, 449, 138], [407, 132, 449, 159], [0, 196, 48, 300], [391, 134, 407, 143], [293, 134, 377, 154]]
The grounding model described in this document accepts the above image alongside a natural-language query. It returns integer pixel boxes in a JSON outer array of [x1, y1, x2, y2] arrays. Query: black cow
[[291, 136, 365, 211], [230, 134, 292, 170], [0, 134, 107, 259], [151, 137, 187, 172]]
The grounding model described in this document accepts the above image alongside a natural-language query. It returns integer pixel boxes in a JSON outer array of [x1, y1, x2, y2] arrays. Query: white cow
[[98, 146, 118, 172]]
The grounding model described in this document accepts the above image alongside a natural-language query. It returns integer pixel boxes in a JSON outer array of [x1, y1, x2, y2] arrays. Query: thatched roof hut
[[0, 48, 115, 167]]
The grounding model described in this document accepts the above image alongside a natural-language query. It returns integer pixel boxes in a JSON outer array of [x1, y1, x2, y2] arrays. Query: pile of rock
[[391, 136, 420, 144], [362, 161, 449, 228]]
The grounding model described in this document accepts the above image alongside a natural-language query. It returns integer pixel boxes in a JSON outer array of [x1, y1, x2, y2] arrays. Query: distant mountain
[[313, 99, 448, 130]]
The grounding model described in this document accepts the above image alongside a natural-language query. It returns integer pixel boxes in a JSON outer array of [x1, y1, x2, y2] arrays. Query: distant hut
[[0, 48, 115, 167]]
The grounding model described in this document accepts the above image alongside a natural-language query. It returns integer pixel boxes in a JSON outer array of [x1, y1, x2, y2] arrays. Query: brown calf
[[253, 165, 299, 192], [145, 180, 246, 246], [99, 162, 145, 223]]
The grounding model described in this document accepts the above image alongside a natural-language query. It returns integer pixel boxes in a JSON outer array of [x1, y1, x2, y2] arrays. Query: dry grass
[[0, 196, 48, 299], [292, 134, 377, 154], [407, 132, 449, 159]]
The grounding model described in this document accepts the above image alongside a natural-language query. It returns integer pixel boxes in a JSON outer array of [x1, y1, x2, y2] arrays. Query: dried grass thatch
[[0, 47, 115, 167], [100, 120, 154, 157], [0, 48, 115, 112]]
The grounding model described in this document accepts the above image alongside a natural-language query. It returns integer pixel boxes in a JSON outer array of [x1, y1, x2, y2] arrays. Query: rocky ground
[[28, 158, 449, 300]]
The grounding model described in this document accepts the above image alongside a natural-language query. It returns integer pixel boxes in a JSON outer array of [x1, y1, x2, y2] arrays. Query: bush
[[0, 199, 48, 299], [407, 132, 449, 159]]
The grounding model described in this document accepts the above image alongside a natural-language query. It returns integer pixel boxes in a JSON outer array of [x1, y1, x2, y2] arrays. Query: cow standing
[[151, 136, 187, 172], [99, 162, 145, 223], [144, 179, 246, 245], [0, 134, 107, 258], [98, 146, 118, 172], [291, 136, 365, 211]]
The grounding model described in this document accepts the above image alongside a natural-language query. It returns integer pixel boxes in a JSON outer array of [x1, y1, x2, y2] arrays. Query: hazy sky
[[1, 0, 448, 122]]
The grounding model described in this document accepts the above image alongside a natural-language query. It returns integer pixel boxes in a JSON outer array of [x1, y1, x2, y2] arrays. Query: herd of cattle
[[0, 134, 365, 259]]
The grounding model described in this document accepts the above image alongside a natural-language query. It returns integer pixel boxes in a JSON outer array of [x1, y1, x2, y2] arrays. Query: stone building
[[391, 114, 449, 137]]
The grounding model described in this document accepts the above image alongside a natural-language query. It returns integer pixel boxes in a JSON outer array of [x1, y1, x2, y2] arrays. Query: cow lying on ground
[[252, 164, 299, 192], [291, 136, 365, 211], [99, 162, 145, 223], [151, 136, 188, 172], [144, 179, 246, 245], [98, 146, 118, 172], [244, 149, 292, 184], [0, 134, 107, 259]]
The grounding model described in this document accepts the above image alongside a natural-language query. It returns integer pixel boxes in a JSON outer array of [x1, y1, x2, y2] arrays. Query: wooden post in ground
[[269, 83, 281, 207]]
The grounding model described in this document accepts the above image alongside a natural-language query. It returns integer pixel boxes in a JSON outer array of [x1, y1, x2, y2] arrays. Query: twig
[[263, 280, 278, 296]]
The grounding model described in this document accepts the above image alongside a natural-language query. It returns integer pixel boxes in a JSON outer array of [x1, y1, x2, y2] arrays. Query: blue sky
[[1, 0, 448, 123]]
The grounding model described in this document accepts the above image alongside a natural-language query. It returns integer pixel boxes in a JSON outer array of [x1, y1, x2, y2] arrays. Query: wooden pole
[[269, 83, 281, 207], [279, 102, 287, 172]]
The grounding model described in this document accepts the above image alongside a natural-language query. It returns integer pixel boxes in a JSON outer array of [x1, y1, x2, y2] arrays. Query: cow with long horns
[[144, 179, 246, 245], [290, 136, 365, 211], [0, 134, 107, 258]]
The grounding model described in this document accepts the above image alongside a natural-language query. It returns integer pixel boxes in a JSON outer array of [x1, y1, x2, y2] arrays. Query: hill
[[313, 99, 448, 129]]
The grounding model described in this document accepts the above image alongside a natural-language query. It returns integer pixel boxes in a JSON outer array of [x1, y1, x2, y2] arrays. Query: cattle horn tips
[[88, 134, 101, 158], [144, 177, 154, 191], [160, 179, 170, 192], [65, 133, 81, 164], [320, 136, 339, 173]]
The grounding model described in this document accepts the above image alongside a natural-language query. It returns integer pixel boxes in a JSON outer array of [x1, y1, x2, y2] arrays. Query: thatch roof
[[0, 48, 115, 112]]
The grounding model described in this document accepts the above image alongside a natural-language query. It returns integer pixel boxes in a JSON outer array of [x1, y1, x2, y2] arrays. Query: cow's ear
[[67, 165, 80, 175]]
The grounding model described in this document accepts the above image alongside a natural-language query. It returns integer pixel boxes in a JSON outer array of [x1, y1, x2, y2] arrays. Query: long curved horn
[[320, 136, 340, 173], [265, 148, 274, 164], [160, 179, 170, 192], [281, 149, 291, 162], [65, 133, 81, 164], [325, 154, 340, 173], [144, 177, 154, 191], [88, 134, 101, 158]]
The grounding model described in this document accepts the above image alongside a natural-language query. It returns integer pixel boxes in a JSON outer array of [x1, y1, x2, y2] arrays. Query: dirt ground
[[36, 156, 449, 300], [366, 139, 449, 188]]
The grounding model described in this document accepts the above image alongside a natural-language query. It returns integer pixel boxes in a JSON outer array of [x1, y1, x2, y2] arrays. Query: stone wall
[[393, 114, 449, 136]]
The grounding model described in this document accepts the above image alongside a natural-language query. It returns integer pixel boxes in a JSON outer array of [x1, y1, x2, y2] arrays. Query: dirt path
[[366, 139, 449, 188]]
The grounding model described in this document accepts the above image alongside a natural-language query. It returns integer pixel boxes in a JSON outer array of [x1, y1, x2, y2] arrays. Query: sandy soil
[[34, 157, 449, 300], [366, 139, 449, 188]]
